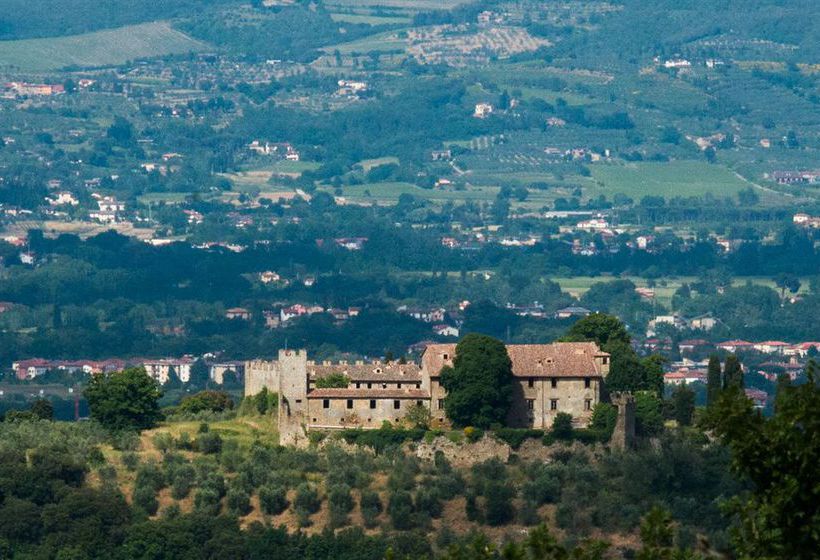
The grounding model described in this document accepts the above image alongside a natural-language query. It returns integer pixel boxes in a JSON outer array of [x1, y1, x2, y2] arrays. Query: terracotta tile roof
[[308, 388, 428, 399], [307, 362, 422, 382], [421, 342, 609, 378]]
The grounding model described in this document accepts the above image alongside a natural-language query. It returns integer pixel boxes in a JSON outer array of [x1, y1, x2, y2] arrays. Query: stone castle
[[245, 342, 610, 446]]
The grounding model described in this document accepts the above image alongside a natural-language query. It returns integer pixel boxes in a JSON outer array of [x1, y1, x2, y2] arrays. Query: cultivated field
[[0, 22, 207, 71], [588, 161, 758, 201], [552, 275, 811, 307]]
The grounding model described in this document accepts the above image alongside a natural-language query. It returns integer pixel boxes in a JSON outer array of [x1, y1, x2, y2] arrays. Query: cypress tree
[[723, 354, 744, 389], [707, 354, 722, 405]]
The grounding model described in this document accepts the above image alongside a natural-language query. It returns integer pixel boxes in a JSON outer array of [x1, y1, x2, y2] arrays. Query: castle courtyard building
[[245, 342, 610, 446]]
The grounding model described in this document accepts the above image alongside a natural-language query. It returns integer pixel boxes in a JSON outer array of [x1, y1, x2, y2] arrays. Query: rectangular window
[[585, 399, 592, 411], [438, 399, 445, 410], [397, 383, 402, 389], [528, 378, 534, 388], [355, 382, 360, 389], [323, 399, 330, 409], [346, 399, 353, 409], [551, 379, 557, 389], [526, 399, 535, 410], [369, 400, 376, 409], [550, 399, 558, 411], [393, 400, 401, 410], [584, 378, 591, 389], [367, 383, 372, 389]]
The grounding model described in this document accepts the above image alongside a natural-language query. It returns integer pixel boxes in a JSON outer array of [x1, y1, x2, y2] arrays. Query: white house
[[474, 103, 494, 118], [433, 324, 459, 338]]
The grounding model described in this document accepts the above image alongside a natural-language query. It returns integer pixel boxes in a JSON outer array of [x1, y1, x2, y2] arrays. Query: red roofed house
[[226, 307, 252, 321], [663, 368, 706, 386], [752, 341, 790, 355], [12, 359, 51, 380], [785, 342, 820, 357], [717, 340, 754, 353]]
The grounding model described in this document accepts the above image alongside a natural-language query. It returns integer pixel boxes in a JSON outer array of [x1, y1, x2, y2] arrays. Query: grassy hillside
[[0, 21, 207, 71]]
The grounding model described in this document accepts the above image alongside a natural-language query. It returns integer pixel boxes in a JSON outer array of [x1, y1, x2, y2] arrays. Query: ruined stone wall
[[610, 392, 636, 451], [306, 396, 426, 430]]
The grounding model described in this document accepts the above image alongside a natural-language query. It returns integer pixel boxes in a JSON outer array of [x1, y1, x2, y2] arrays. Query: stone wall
[[244, 359, 279, 397], [413, 435, 602, 468], [307, 395, 426, 430]]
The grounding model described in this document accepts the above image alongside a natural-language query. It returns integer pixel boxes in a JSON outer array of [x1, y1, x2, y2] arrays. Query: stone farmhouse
[[245, 342, 610, 446]]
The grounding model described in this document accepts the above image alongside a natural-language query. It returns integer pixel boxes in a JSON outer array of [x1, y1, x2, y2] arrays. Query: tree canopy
[[704, 361, 820, 558], [84, 367, 163, 431], [440, 334, 514, 428]]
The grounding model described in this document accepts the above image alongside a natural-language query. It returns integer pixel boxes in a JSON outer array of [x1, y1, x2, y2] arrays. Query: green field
[[328, 181, 502, 204], [552, 275, 811, 308], [325, 0, 467, 11], [330, 13, 411, 25], [324, 30, 407, 54], [589, 161, 758, 201], [0, 22, 207, 71], [355, 156, 400, 171], [137, 192, 191, 205]]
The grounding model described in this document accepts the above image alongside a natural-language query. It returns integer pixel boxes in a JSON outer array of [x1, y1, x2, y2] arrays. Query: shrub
[[494, 428, 544, 449], [550, 413, 574, 440], [465, 491, 483, 523], [360, 489, 382, 528], [199, 473, 227, 501], [163, 503, 181, 520], [179, 391, 234, 414], [464, 426, 484, 442], [404, 403, 431, 429], [387, 490, 415, 530], [153, 432, 175, 454], [111, 430, 141, 451], [170, 466, 196, 500], [259, 485, 289, 515], [341, 426, 425, 454], [524, 466, 562, 505], [239, 387, 277, 416], [175, 431, 195, 451], [194, 487, 221, 516], [226, 487, 251, 516], [135, 463, 166, 492], [294, 483, 321, 526], [590, 403, 617, 438], [133, 485, 159, 516], [518, 499, 540, 526], [432, 472, 463, 500], [315, 373, 349, 389], [414, 487, 443, 519], [484, 481, 515, 526], [121, 452, 140, 471], [97, 464, 118, 485], [387, 456, 419, 492], [196, 431, 223, 454], [328, 484, 354, 528]]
